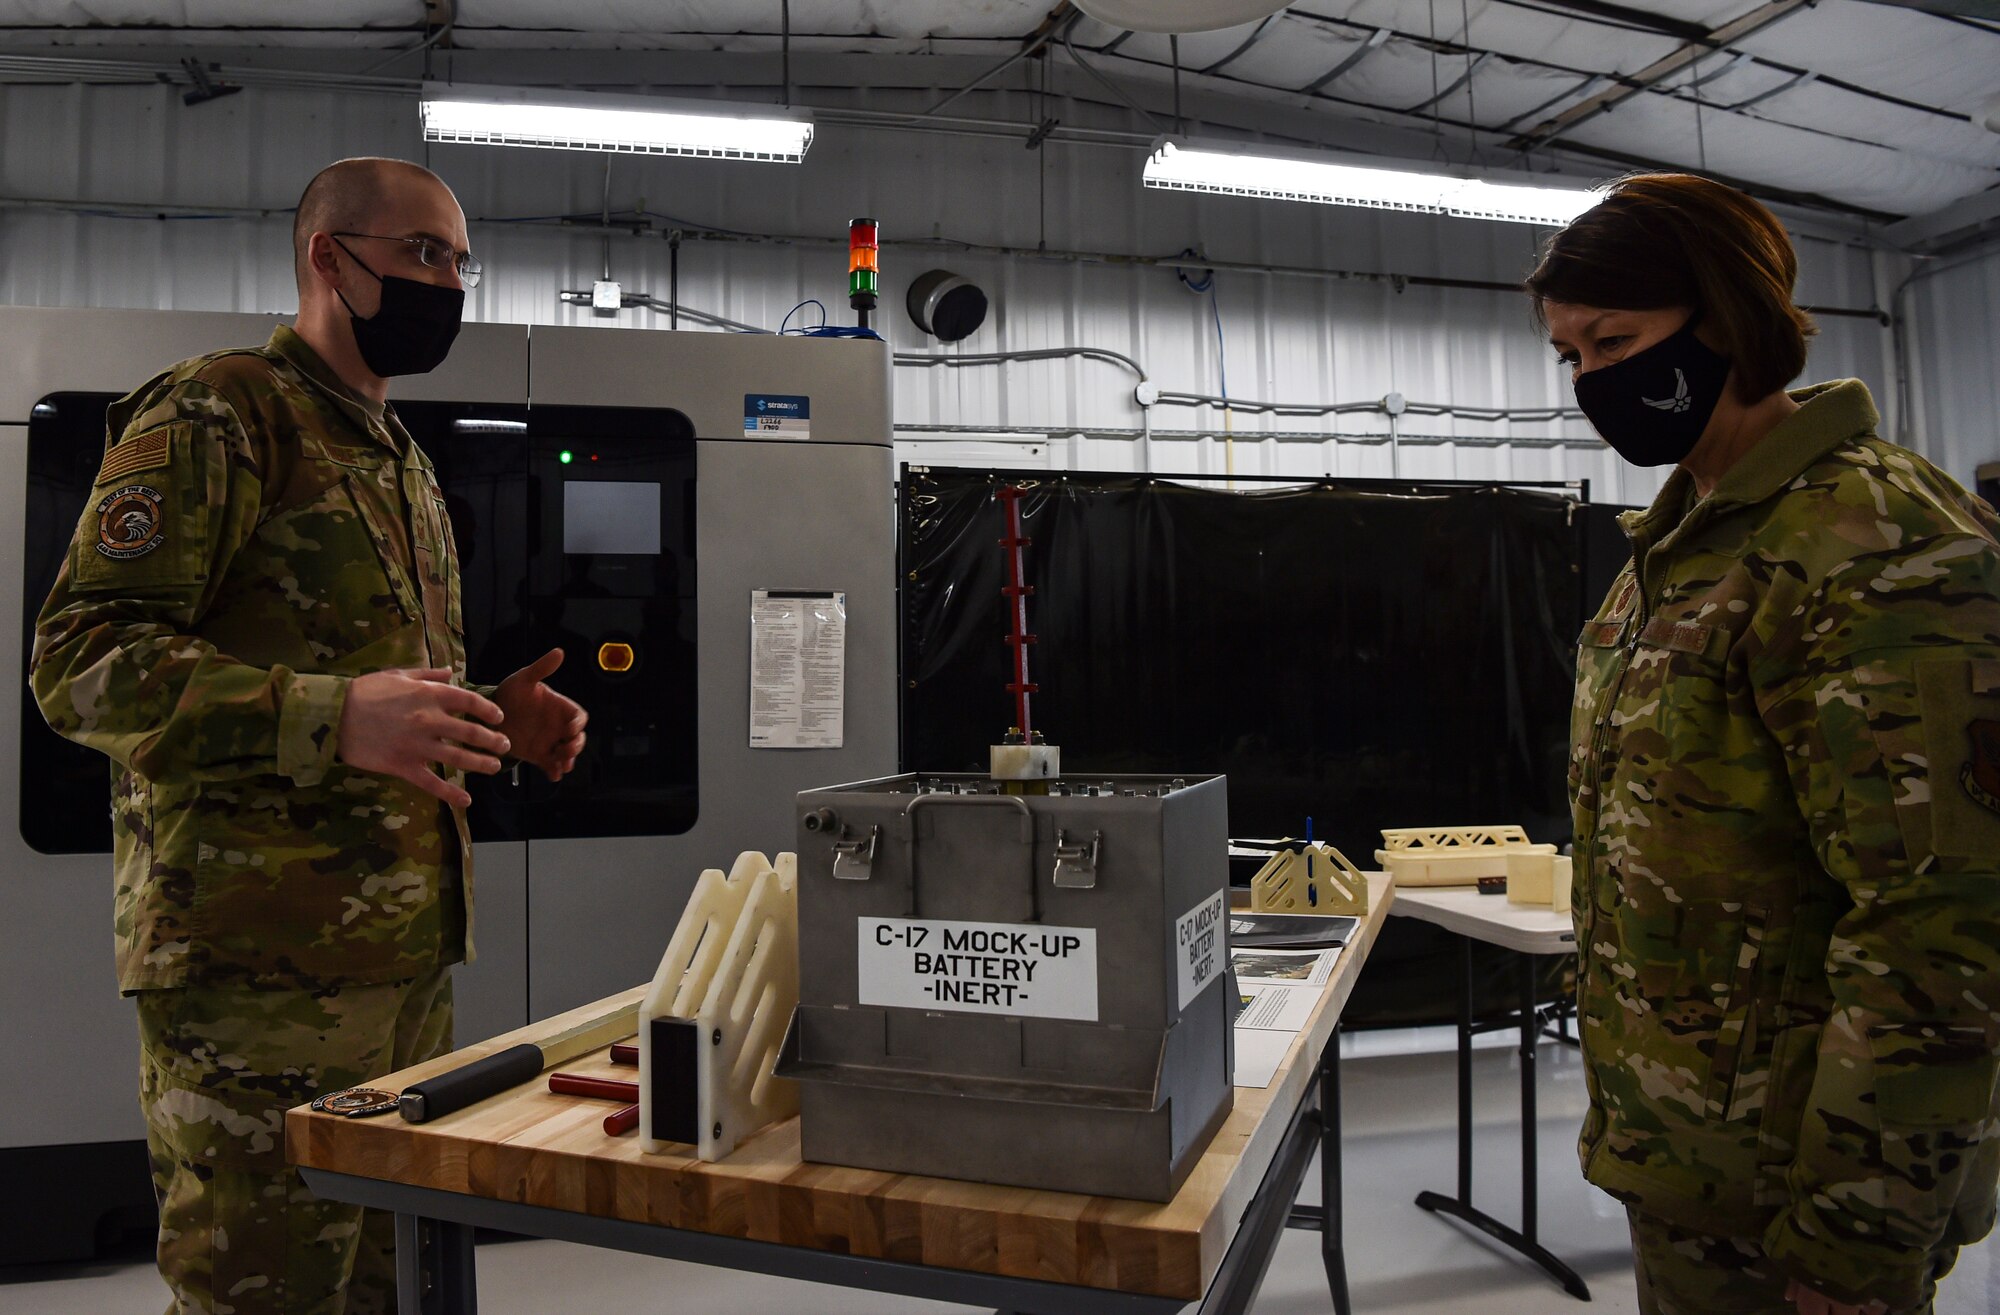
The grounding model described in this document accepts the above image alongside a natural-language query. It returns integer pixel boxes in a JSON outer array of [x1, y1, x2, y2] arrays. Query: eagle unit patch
[[94, 485, 167, 560]]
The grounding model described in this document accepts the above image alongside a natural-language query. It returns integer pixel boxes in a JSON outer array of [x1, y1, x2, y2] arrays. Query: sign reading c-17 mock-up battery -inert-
[[857, 917, 1099, 1021], [1175, 891, 1227, 1010]]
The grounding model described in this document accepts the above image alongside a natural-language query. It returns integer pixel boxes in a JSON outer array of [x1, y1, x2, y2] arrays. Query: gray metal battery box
[[776, 772, 1233, 1201]]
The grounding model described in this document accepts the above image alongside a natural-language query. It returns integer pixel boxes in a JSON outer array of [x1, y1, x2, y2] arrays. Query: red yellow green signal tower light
[[848, 217, 878, 329]]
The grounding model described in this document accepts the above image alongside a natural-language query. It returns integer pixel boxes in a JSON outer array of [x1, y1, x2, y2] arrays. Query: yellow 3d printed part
[[1249, 842, 1369, 916], [640, 851, 800, 1161], [1374, 825, 1556, 888], [1505, 852, 1575, 909]]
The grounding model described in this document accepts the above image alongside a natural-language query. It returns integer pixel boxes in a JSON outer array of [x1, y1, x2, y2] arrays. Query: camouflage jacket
[[1570, 379, 2000, 1310], [32, 325, 475, 991]]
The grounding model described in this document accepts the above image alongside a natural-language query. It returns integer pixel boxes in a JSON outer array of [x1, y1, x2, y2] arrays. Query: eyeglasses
[[334, 232, 483, 288]]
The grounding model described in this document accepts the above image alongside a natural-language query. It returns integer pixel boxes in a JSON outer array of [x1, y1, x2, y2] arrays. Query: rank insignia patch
[[94, 485, 167, 560], [1965, 720, 2000, 817], [1609, 576, 1639, 620]]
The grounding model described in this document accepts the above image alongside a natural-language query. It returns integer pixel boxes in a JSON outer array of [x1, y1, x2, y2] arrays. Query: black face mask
[[1571, 318, 1731, 468], [332, 237, 464, 377]]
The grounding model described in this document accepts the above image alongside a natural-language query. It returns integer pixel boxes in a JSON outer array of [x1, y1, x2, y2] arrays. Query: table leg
[[1521, 951, 1538, 1246], [1199, 1095, 1323, 1315], [1280, 1031, 1353, 1313], [395, 1212, 479, 1314], [1414, 941, 1591, 1301], [1457, 936, 1474, 1201], [1319, 1033, 1352, 1315]]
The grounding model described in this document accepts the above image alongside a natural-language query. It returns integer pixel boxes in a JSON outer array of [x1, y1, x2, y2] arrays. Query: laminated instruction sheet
[[1231, 945, 1344, 1089], [749, 589, 847, 749]]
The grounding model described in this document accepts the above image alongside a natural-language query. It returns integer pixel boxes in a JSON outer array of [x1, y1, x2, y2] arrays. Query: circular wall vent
[[906, 269, 990, 342]]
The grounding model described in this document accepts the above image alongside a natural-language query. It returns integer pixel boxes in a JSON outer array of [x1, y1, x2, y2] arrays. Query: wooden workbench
[[287, 873, 1393, 1306]]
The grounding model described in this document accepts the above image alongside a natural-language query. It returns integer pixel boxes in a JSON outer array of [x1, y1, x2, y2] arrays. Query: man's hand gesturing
[[493, 648, 588, 782], [337, 667, 509, 809]]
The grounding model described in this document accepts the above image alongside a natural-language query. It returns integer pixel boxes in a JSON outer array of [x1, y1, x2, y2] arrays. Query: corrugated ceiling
[[0, 0, 1991, 222]]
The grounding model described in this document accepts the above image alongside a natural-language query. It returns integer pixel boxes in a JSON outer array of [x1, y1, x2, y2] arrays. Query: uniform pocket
[[338, 469, 420, 624], [1704, 904, 1768, 1121], [1570, 622, 1628, 793], [1914, 658, 2000, 861], [1866, 1020, 2000, 1245], [244, 472, 414, 661]]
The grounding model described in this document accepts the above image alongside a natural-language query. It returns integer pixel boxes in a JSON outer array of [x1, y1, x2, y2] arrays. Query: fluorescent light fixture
[[421, 83, 813, 162], [1142, 137, 1601, 227]]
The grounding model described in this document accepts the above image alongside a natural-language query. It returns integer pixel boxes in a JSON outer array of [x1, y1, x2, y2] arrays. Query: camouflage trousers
[[1628, 1210, 1949, 1315], [136, 968, 453, 1315]]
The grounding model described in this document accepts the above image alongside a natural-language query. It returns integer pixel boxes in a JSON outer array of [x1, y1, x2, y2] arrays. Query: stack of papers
[[1230, 946, 1343, 1089], [1228, 913, 1357, 950]]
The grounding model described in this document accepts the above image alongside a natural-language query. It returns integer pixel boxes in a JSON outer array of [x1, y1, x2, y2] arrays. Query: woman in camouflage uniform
[[1530, 174, 2000, 1315]]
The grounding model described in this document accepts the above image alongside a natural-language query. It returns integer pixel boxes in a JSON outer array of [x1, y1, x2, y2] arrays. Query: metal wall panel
[[0, 81, 1902, 510], [1906, 244, 2000, 492]]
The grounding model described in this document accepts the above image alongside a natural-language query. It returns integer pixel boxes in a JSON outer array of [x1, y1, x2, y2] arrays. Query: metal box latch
[[832, 826, 880, 881], [1053, 829, 1101, 889]]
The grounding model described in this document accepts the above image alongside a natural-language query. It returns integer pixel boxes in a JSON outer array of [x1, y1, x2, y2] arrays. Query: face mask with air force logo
[[1571, 315, 1732, 468]]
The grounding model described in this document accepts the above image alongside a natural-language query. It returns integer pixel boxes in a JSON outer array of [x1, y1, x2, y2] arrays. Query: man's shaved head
[[292, 157, 454, 292]]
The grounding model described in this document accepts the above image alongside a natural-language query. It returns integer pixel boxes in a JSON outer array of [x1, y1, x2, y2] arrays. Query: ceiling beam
[[1849, 0, 2000, 18], [1505, 0, 1814, 152], [424, 0, 453, 47], [1881, 185, 2000, 253], [1725, 67, 1815, 111], [1492, 73, 1605, 133], [1502, 0, 1710, 42], [919, 4, 1074, 118], [1300, 27, 1388, 94], [1200, 13, 1280, 74], [1403, 51, 1490, 115]]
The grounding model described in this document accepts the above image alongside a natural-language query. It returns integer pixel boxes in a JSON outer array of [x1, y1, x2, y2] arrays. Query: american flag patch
[[95, 429, 171, 485]]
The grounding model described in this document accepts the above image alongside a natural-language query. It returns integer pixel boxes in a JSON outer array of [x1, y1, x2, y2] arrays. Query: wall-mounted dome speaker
[[906, 269, 989, 342]]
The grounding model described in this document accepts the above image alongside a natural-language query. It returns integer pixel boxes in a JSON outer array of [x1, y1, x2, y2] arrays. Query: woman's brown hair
[[1525, 173, 1816, 402]]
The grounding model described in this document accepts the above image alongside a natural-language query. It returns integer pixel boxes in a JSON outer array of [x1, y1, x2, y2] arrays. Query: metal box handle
[[1053, 829, 1101, 889], [903, 793, 1038, 919], [903, 792, 1034, 841], [831, 825, 880, 880]]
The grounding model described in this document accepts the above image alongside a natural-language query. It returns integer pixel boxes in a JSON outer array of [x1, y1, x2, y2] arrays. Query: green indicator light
[[559, 450, 573, 465], [849, 270, 878, 298]]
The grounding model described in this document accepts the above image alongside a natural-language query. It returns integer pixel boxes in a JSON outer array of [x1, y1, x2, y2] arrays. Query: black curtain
[[899, 470, 1587, 1026], [901, 472, 1581, 863]]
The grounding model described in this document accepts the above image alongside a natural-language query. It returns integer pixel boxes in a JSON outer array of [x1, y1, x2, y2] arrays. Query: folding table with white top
[[1390, 886, 1590, 1300]]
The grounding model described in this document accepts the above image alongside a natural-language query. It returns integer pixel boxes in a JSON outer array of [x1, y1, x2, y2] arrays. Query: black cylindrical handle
[[398, 1044, 542, 1123]]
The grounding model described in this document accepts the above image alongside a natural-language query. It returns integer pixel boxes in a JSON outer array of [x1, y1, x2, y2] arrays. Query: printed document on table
[[1232, 1030, 1294, 1091], [1233, 981, 1321, 1032], [1230, 946, 1342, 988], [1230, 979, 1325, 1088], [749, 589, 846, 749]]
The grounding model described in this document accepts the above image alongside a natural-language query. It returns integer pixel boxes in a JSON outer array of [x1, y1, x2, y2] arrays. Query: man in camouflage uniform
[[1569, 377, 2000, 1314], [32, 158, 587, 1314]]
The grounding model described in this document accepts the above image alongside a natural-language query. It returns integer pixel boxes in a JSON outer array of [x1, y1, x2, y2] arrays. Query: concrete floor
[[7, 1028, 1995, 1314]]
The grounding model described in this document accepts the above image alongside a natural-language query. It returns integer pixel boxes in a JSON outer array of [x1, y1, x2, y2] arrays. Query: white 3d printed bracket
[[639, 851, 800, 1161]]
